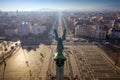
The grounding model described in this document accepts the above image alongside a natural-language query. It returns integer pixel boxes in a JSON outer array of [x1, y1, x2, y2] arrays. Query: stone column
[[54, 52, 66, 80], [56, 66, 64, 80]]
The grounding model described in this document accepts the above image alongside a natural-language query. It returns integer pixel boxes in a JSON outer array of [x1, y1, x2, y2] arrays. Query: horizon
[[0, 0, 120, 11]]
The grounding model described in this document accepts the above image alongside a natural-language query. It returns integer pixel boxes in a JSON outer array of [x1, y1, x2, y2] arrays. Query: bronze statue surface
[[54, 28, 67, 67], [54, 28, 66, 53]]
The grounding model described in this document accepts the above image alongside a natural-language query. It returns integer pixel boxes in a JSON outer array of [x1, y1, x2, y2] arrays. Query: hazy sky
[[0, 0, 120, 11]]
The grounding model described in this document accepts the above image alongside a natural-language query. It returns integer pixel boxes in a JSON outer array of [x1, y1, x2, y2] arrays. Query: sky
[[0, 0, 120, 11]]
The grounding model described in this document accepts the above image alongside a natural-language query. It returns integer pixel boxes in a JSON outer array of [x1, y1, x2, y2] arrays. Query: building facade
[[17, 21, 31, 36], [109, 19, 120, 39], [75, 25, 107, 39], [4, 27, 18, 36], [31, 24, 46, 35]]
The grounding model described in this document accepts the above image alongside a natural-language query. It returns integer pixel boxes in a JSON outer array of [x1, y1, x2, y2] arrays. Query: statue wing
[[62, 28, 66, 41], [54, 29, 59, 41]]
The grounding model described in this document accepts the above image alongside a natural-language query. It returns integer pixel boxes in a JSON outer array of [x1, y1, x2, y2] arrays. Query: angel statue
[[54, 28, 66, 53]]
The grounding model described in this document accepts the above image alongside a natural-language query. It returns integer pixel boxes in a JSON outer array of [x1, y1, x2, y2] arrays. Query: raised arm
[[62, 28, 66, 41], [54, 29, 59, 41]]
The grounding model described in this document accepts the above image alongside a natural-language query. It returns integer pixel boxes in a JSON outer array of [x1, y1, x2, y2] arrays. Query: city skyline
[[0, 0, 120, 11]]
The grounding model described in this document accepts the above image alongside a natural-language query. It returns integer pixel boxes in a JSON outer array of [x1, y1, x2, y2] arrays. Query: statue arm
[[62, 28, 66, 41], [54, 29, 59, 41]]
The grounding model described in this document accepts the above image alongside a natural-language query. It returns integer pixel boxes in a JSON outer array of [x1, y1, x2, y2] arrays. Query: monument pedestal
[[54, 52, 66, 80]]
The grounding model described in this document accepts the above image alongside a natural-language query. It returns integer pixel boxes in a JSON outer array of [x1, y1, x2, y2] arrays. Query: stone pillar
[[56, 66, 64, 80], [54, 52, 66, 80]]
